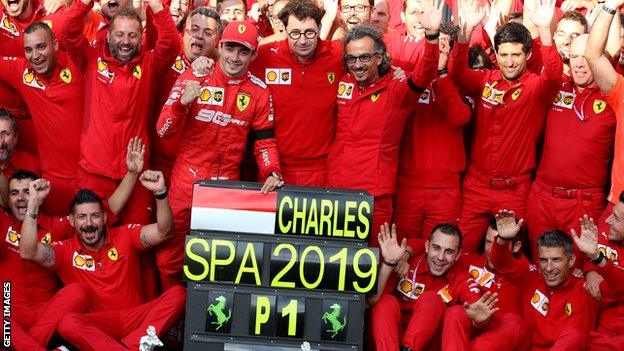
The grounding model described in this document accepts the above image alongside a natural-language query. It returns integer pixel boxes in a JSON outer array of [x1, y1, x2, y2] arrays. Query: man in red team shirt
[[442, 217, 529, 350], [395, 22, 470, 243], [491, 210, 597, 350], [571, 198, 624, 349], [451, 0, 563, 252], [370, 223, 499, 351], [525, 33, 615, 261], [1, 169, 88, 351], [157, 20, 283, 289], [0, 0, 69, 57], [326, 0, 441, 247], [250, 0, 343, 186], [0, 22, 83, 215], [152, 6, 223, 182], [19, 173, 185, 350], [62, 0, 180, 224]]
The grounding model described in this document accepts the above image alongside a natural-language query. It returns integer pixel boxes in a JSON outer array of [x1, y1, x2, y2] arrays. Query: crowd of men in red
[[1, 0, 624, 348]]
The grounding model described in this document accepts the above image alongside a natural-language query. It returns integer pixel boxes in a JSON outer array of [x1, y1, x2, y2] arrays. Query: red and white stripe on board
[[190, 184, 278, 233]]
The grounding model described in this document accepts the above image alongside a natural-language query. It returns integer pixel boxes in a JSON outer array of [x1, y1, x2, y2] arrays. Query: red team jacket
[[62, 0, 180, 180]]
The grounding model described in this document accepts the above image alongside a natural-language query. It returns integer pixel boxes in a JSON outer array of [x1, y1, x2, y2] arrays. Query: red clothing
[[536, 81, 616, 189], [327, 40, 438, 197], [383, 32, 425, 71], [249, 39, 343, 184], [490, 240, 598, 349], [156, 65, 280, 288], [62, 0, 180, 180], [451, 42, 563, 178], [0, 2, 69, 57], [0, 54, 83, 181], [50, 224, 149, 312]]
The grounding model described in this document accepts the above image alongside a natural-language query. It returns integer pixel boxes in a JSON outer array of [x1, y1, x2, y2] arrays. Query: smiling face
[[554, 18, 585, 63], [1, 0, 30, 18], [218, 42, 256, 77], [8, 178, 33, 221], [569, 34, 593, 88], [24, 27, 58, 77], [401, 0, 424, 39], [170, 0, 190, 28], [340, 0, 371, 31], [183, 14, 220, 61], [0, 119, 17, 165], [101, 0, 130, 20], [70, 202, 107, 250], [108, 16, 142, 62], [425, 229, 461, 276], [538, 246, 574, 287], [495, 42, 530, 81], [345, 36, 381, 86]]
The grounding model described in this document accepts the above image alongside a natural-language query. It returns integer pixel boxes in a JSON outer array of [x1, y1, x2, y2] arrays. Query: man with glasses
[[153, 7, 223, 183], [250, 0, 343, 186], [157, 20, 283, 289], [326, 0, 442, 248], [525, 34, 615, 263]]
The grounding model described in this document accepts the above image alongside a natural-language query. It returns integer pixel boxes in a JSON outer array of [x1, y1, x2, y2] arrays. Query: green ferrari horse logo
[[207, 295, 231, 330], [322, 303, 347, 338]]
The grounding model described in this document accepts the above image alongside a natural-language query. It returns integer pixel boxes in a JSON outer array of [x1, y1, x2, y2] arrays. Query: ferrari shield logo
[[237, 93, 251, 112], [238, 24, 246, 34], [593, 99, 606, 114], [43, 20, 52, 29], [133, 65, 142, 79], [0, 14, 18, 35], [60, 68, 72, 83], [564, 303, 572, 316], [327, 72, 335, 84], [511, 88, 521, 100], [108, 247, 118, 261], [41, 233, 51, 244], [371, 92, 380, 102]]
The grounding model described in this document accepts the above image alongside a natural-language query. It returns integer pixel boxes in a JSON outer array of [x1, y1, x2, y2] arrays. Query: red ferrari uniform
[[384, 32, 425, 71], [451, 42, 563, 252], [327, 41, 438, 247], [490, 240, 598, 350], [0, 210, 86, 351], [249, 39, 343, 186], [442, 253, 528, 351], [156, 65, 280, 289], [0, 54, 83, 215], [371, 254, 482, 350], [50, 224, 186, 350], [0, 81, 38, 168], [395, 76, 470, 242], [526, 80, 615, 260], [62, 0, 180, 224], [586, 234, 624, 350], [151, 52, 191, 183], [0, 1, 68, 57]]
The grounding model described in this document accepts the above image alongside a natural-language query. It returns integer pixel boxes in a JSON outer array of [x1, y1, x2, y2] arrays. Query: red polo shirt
[[536, 80, 616, 189]]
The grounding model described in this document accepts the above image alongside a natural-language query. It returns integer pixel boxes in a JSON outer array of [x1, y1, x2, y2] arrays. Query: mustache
[[81, 225, 98, 233]]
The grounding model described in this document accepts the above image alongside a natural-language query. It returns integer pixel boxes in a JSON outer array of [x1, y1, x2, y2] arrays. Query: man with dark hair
[[395, 22, 471, 244], [370, 222, 498, 350], [525, 34, 615, 262], [572, 194, 624, 349], [0, 168, 88, 351], [218, 0, 247, 21], [491, 210, 597, 350], [339, 0, 374, 32], [153, 6, 223, 182], [62, 0, 179, 224], [0, 21, 84, 216], [451, 0, 563, 253], [157, 20, 283, 289], [169, 0, 190, 30], [554, 11, 588, 65], [248, 0, 343, 186], [19, 170, 185, 350], [326, 1, 441, 247]]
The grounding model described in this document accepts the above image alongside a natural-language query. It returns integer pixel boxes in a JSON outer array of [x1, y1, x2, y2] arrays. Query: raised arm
[[107, 137, 144, 215], [156, 70, 204, 139], [137, 170, 173, 248], [19, 179, 56, 269], [61, 0, 94, 72], [147, 0, 182, 74], [369, 223, 408, 305], [585, 0, 624, 94], [489, 210, 533, 283], [405, 0, 443, 91]]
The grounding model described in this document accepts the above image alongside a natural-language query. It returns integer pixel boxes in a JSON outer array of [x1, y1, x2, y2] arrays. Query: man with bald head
[[525, 34, 616, 261]]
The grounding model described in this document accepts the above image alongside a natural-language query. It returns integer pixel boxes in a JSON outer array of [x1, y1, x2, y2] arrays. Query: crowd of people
[[1, 0, 624, 348]]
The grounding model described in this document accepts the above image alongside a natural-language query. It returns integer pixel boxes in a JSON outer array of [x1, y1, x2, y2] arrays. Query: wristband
[[589, 252, 605, 265], [602, 4, 617, 15], [26, 211, 38, 219], [154, 189, 168, 200], [425, 31, 440, 41], [383, 260, 398, 267], [271, 171, 282, 181], [437, 67, 448, 76]]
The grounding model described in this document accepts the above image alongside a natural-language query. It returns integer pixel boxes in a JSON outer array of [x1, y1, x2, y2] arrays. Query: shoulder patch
[[247, 72, 267, 89]]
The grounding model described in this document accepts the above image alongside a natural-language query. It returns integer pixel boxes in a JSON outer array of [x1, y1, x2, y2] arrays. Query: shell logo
[[267, 71, 277, 82]]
